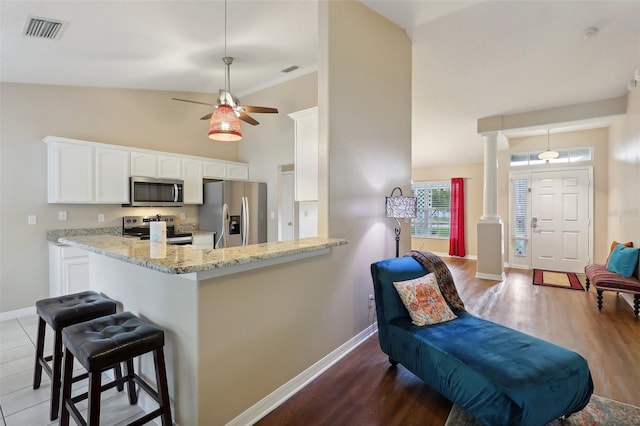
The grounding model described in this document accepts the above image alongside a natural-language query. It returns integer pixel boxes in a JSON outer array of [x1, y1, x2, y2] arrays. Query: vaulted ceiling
[[2, 1, 638, 167]]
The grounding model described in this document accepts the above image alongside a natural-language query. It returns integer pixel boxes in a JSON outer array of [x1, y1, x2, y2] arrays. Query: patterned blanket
[[406, 250, 465, 312]]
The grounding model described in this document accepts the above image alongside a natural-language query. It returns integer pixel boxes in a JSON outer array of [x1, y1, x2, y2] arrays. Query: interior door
[[279, 171, 295, 241], [531, 169, 590, 273]]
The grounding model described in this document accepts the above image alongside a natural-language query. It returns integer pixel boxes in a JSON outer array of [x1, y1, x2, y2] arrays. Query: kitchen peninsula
[[57, 234, 348, 425]]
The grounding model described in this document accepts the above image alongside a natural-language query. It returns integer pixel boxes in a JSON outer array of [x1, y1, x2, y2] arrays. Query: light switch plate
[[98, 213, 105, 222], [28, 215, 37, 225]]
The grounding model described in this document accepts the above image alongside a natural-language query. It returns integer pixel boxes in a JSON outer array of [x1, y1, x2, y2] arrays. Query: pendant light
[[208, 0, 242, 142], [538, 129, 559, 161]]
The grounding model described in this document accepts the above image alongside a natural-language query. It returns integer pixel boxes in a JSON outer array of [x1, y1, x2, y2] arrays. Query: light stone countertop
[[58, 235, 348, 275]]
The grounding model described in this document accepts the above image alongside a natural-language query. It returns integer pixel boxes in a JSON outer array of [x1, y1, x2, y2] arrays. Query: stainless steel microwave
[[124, 176, 184, 207]]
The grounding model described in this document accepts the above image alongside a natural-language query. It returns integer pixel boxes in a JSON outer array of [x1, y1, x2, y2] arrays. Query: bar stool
[[60, 311, 172, 426], [34, 290, 120, 421]]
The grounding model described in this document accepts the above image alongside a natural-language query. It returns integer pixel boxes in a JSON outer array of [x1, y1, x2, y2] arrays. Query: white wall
[[608, 89, 640, 251]]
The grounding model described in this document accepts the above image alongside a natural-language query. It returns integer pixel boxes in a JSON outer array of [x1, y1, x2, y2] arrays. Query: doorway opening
[[508, 166, 593, 273]]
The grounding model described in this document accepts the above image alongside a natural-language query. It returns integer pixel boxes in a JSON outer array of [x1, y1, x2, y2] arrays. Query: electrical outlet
[[98, 213, 105, 223], [179, 212, 186, 220], [368, 294, 375, 308], [58, 211, 68, 221]]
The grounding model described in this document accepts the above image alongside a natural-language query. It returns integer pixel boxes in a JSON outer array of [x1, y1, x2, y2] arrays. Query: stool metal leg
[[154, 348, 173, 426], [60, 347, 74, 426], [33, 317, 46, 389]]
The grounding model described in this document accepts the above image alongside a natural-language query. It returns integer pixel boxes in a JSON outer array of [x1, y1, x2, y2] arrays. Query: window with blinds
[[412, 182, 451, 239], [511, 178, 529, 256]]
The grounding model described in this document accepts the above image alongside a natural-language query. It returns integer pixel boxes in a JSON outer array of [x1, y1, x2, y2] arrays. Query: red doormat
[[533, 269, 584, 291]]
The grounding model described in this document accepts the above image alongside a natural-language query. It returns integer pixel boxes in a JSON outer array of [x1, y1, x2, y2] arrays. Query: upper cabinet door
[[95, 147, 130, 203], [203, 160, 228, 179], [48, 141, 95, 203], [227, 163, 249, 180], [158, 155, 183, 179], [183, 158, 204, 204], [130, 151, 157, 177]]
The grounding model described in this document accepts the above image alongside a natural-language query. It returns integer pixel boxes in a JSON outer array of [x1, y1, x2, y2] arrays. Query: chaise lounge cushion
[[393, 273, 457, 325]]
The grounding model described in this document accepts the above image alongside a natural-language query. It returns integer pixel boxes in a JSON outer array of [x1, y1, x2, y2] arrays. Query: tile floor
[[0, 315, 150, 425]]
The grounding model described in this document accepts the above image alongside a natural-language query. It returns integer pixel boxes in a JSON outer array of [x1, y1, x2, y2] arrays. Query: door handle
[[531, 217, 538, 229]]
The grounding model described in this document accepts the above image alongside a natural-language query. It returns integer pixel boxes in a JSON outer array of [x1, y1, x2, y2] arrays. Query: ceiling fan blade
[[240, 105, 279, 114], [172, 97, 215, 107], [239, 112, 259, 126], [200, 112, 213, 121]]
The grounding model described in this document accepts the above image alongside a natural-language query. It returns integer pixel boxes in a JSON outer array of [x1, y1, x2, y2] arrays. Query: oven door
[[126, 177, 184, 207]]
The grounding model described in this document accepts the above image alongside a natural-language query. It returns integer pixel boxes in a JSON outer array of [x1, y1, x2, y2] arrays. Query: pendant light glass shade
[[208, 105, 242, 141], [538, 129, 559, 161]]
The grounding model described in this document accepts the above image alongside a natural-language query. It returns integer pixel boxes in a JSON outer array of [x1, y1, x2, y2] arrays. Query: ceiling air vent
[[281, 65, 299, 73], [23, 16, 68, 40]]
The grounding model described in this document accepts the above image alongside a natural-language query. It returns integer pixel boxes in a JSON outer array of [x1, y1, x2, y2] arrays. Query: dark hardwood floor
[[257, 258, 640, 426]]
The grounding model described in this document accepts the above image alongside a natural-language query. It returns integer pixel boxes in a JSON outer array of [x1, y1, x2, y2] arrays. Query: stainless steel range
[[122, 215, 193, 245]]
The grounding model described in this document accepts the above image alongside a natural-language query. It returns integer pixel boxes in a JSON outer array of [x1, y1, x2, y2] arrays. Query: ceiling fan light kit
[[172, 0, 278, 142], [208, 104, 242, 141]]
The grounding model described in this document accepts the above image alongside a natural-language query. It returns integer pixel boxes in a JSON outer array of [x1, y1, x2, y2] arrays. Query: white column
[[481, 132, 501, 222], [476, 132, 505, 281]]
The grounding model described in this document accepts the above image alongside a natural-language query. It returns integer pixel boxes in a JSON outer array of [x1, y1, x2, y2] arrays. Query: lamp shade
[[208, 105, 242, 142], [386, 193, 417, 219]]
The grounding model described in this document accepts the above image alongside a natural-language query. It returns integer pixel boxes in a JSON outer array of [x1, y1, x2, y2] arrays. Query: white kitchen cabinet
[[48, 245, 90, 297], [46, 139, 95, 203], [44, 136, 249, 205], [288, 107, 318, 201], [183, 158, 204, 204], [227, 163, 249, 180], [158, 155, 183, 179], [203, 160, 228, 179], [130, 151, 157, 177], [95, 147, 130, 203]]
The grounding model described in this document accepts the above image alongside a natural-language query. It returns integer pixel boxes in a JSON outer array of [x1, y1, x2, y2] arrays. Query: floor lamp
[[386, 187, 417, 258]]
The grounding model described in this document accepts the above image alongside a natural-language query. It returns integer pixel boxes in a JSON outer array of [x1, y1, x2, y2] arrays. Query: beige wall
[[411, 163, 484, 257], [499, 127, 610, 264], [608, 89, 640, 251], [193, 2, 412, 423]]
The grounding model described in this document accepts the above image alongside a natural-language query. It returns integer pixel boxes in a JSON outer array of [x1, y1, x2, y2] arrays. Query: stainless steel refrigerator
[[198, 181, 267, 248]]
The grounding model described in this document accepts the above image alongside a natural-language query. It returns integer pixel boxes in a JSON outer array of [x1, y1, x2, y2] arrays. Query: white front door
[[531, 169, 590, 273]]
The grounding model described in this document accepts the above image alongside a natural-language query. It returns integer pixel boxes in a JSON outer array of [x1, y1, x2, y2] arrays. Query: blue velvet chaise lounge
[[370, 253, 593, 426]]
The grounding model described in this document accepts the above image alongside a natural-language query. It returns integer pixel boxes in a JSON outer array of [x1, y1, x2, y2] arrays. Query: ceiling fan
[[171, 0, 277, 141], [172, 56, 278, 127]]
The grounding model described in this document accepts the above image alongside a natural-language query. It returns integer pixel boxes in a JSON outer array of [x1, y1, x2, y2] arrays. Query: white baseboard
[[227, 322, 378, 426], [475, 271, 506, 281], [430, 251, 478, 261], [0, 306, 35, 321]]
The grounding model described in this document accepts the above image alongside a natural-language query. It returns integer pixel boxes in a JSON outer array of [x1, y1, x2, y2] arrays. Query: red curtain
[[449, 177, 465, 257]]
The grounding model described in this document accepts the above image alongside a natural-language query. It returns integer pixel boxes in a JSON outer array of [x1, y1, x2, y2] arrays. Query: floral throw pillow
[[393, 273, 458, 326]]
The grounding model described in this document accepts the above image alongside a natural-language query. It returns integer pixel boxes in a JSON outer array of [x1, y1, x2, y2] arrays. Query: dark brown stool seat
[[34, 290, 120, 421], [60, 311, 172, 426]]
